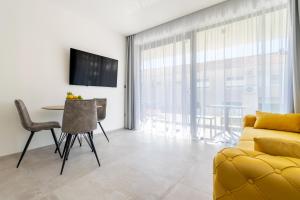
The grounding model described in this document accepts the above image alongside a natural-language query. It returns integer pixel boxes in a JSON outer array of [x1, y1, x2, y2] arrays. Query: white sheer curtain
[[133, 0, 292, 141]]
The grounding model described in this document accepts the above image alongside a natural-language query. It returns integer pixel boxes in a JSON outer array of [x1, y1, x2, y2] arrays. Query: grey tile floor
[[0, 129, 224, 200]]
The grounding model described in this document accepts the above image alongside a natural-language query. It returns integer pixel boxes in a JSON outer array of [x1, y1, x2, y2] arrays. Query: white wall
[[0, 0, 126, 156]]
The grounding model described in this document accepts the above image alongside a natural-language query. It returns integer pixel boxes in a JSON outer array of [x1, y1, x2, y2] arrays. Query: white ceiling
[[54, 0, 226, 35]]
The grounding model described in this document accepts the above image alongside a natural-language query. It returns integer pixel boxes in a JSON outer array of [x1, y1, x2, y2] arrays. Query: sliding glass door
[[137, 37, 193, 137], [194, 7, 290, 140], [133, 1, 291, 141]]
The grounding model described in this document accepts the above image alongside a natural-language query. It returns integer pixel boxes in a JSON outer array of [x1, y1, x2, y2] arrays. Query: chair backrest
[[15, 99, 33, 131], [95, 98, 107, 121], [62, 99, 97, 134]]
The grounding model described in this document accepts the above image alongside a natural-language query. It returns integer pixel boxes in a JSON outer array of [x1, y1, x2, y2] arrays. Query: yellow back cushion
[[254, 111, 300, 133], [254, 137, 300, 158], [243, 115, 256, 127]]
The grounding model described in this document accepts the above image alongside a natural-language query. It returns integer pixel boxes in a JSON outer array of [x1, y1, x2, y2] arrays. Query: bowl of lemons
[[66, 92, 83, 100]]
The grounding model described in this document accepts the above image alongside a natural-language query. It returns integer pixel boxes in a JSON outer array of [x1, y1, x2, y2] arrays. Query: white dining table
[[42, 105, 102, 110]]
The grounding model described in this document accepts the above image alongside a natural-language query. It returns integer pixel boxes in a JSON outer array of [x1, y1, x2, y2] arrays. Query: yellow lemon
[[66, 95, 73, 99]]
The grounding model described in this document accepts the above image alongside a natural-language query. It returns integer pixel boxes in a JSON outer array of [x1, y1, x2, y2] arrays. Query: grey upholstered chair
[[95, 98, 109, 142], [14, 99, 62, 168], [60, 99, 100, 175], [55, 98, 108, 155]]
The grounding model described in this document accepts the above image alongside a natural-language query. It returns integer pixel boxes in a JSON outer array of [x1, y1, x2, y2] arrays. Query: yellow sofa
[[213, 115, 300, 200]]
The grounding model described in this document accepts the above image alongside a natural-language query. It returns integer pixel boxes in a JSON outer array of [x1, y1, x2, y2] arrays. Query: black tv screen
[[69, 48, 118, 87]]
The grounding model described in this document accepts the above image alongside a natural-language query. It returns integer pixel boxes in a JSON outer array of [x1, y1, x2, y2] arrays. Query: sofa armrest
[[243, 115, 256, 128], [213, 148, 300, 200]]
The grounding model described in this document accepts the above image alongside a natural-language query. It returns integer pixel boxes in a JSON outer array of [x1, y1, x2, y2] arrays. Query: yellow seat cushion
[[214, 147, 300, 200], [237, 127, 300, 150], [254, 137, 300, 159], [254, 111, 300, 133], [213, 114, 300, 200]]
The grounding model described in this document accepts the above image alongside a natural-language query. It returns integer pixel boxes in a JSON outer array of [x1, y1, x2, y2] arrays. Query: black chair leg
[[55, 133, 66, 154], [60, 134, 72, 175], [16, 132, 35, 168], [98, 122, 109, 142], [57, 132, 63, 144], [88, 132, 101, 167], [51, 129, 62, 158], [83, 134, 93, 152], [70, 134, 78, 148], [61, 134, 70, 158], [66, 135, 77, 160], [77, 135, 82, 147]]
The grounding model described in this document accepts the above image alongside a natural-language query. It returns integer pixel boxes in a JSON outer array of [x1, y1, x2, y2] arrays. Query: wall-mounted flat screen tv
[[69, 48, 118, 87]]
